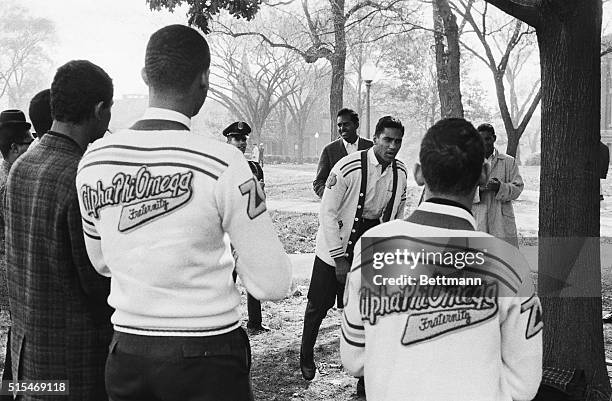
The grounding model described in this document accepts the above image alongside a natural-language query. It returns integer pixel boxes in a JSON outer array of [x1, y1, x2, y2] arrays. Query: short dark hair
[[50, 60, 113, 124], [337, 108, 359, 125], [0, 126, 30, 158], [29, 89, 52, 137], [374, 116, 404, 137], [420, 118, 484, 196], [477, 123, 495, 136], [145, 24, 211, 92]]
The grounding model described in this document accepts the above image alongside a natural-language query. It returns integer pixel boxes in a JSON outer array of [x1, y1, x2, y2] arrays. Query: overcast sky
[[16, 0, 612, 98], [20, 0, 188, 96]]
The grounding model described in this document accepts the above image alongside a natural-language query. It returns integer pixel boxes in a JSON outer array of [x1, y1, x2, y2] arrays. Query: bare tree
[[207, 36, 295, 142], [452, 1, 540, 157], [215, 0, 420, 140], [485, 1, 609, 398], [280, 63, 329, 163], [0, 3, 56, 109], [433, 0, 464, 117]]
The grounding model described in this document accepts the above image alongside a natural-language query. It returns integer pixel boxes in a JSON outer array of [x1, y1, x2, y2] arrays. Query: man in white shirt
[[76, 25, 292, 401], [301, 116, 408, 396]]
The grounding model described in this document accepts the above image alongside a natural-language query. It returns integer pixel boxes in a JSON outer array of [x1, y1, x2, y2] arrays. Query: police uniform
[[76, 107, 292, 400], [223, 121, 267, 331], [340, 199, 543, 400], [300, 147, 408, 377]]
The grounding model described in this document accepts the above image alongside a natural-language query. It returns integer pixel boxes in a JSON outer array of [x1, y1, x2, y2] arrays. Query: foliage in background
[[0, 2, 56, 111]]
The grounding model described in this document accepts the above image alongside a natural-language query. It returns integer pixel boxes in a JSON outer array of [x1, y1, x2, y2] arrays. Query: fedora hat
[[0, 109, 31, 130]]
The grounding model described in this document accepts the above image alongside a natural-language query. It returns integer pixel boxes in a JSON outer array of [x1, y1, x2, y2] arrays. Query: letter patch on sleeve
[[520, 295, 543, 339], [239, 177, 267, 219]]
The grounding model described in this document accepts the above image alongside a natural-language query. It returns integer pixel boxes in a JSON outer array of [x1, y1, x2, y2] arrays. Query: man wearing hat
[[0, 109, 34, 392], [223, 121, 270, 334]]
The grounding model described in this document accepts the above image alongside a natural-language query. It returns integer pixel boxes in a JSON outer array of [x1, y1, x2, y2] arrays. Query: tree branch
[[517, 86, 541, 134], [483, 0, 542, 28]]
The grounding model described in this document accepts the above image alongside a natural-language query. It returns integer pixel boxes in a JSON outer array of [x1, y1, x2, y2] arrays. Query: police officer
[[223, 122, 264, 188], [223, 121, 270, 334]]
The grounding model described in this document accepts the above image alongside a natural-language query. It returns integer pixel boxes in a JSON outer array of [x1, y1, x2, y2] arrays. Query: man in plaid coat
[[5, 60, 114, 400]]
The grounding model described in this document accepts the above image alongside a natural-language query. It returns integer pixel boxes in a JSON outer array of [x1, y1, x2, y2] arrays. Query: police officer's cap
[[222, 121, 251, 137]]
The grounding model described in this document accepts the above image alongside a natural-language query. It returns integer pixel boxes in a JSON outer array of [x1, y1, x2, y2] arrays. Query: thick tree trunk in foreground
[[537, 2, 609, 398], [485, 0, 609, 398], [433, 0, 464, 118]]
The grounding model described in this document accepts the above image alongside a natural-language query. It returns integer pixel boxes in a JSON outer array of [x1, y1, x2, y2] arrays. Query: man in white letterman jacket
[[340, 118, 542, 401], [300, 116, 408, 392], [75, 25, 292, 401]]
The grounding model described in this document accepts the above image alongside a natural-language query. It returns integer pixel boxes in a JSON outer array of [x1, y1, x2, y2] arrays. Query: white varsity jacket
[[75, 109, 292, 336], [315, 149, 408, 266], [341, 201, 542, 401]]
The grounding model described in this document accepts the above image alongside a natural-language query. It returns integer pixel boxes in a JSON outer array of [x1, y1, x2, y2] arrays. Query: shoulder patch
[[239, 177, 267, 219], [520, 295, 543, 339], [326, 172, 337, 189]]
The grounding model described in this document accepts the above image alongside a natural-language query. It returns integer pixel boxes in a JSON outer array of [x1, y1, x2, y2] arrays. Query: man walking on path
[[301, 116, 408, 396], [312, 108, 373, 198]]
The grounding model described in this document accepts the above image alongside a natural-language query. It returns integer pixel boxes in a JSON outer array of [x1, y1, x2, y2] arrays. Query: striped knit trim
[[87, 145, 229, 167], [114, 321, 241, 337], [79, 145, 229, 179], [330, 248, 345, 258], [79, 160, 220, 180], [341, 326, 365, 347], [343, 167, 362, 178], [339, 158, 361, 172]]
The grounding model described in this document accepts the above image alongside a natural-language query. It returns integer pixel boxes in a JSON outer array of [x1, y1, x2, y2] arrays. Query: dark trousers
[[302, 219, 379, 359], [106, 328, 253, 401], [301, 256, 343, 359], [232, 271, 262, 327]]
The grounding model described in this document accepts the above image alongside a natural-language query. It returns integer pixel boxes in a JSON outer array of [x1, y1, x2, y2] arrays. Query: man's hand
[[484, 178, 501, 193], [334, 257, 351, 284]]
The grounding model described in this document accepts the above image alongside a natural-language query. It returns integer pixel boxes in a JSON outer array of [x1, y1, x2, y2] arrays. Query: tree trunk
[[537, 1, 609, 398], [433, 0, 464, 118], [329, 0, 347, 141], [506, 127, 520, 160]]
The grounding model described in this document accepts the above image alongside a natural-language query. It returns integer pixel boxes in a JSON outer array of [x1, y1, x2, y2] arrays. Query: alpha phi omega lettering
[[80, 166, 194, 232], [360, 282, 499, 346]]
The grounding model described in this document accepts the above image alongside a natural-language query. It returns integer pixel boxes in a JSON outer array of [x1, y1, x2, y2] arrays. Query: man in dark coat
[[0, 109, 34, 393], [312, 108, 373, 310], [5, 60, 114, 400], [312, 108, 373, 198]]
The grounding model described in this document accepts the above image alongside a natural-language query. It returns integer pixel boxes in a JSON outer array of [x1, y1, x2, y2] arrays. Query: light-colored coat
[[472, 150, 523, 247]]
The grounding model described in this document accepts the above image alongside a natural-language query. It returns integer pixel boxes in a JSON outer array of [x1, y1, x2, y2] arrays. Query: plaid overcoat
[[5, 133, 113, 401]]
